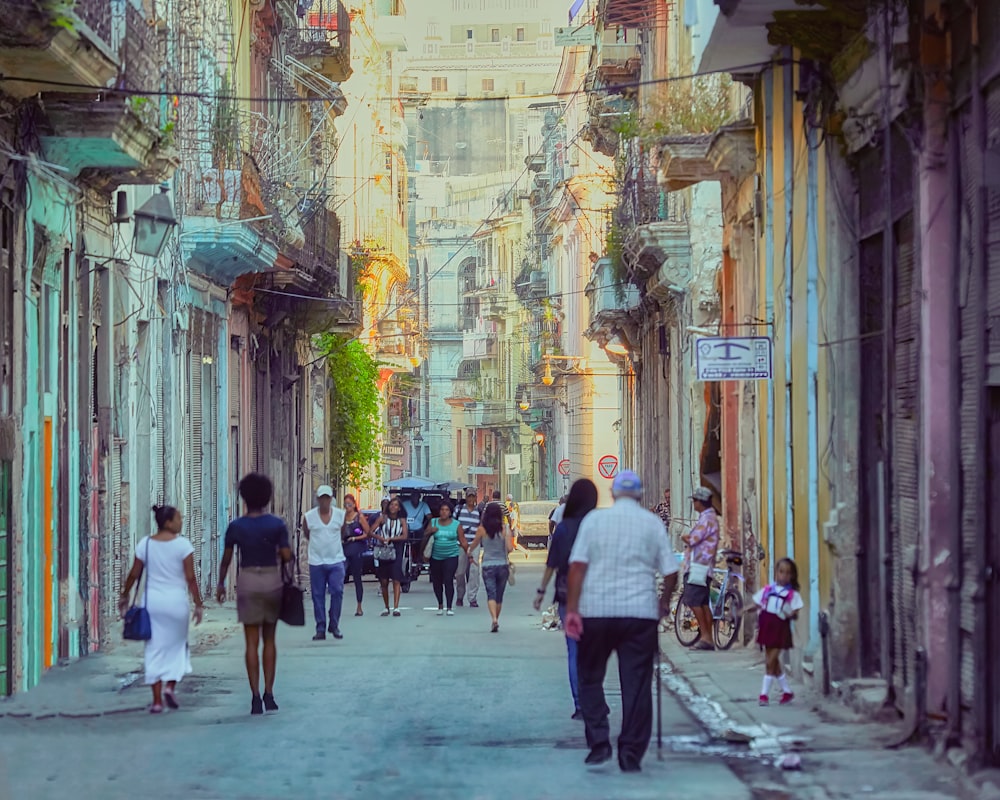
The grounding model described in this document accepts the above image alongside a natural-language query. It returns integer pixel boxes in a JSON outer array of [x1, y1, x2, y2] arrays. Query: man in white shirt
[[456, 491, 482, 607], [565, 470, 679, 772], [302, 485, 347, 641]]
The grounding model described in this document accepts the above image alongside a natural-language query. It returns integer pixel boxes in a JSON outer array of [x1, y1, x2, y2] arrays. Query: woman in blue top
[[216, 473, 293, 716], [428, 500, 469, 616]]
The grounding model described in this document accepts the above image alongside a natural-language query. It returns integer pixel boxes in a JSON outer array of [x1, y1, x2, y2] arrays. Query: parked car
[[517, 501, 557, 549]]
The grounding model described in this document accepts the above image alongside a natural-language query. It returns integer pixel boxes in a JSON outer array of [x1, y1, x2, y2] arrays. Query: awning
[[699, 0, 804, 75]]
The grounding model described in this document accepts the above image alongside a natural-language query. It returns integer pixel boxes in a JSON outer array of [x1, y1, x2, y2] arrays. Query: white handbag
[[686, 562, 711, 586]]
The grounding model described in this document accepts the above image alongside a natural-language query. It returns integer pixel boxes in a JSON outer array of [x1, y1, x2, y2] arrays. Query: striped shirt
[[457, 504, 481, 544]]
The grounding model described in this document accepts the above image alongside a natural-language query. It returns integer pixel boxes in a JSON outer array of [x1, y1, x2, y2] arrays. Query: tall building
[[400, 0, 567, 497]]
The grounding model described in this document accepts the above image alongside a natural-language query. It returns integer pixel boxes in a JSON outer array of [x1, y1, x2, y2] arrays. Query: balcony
[[446, 379, 480, 406], [290, 0, 352, 83], [462, 330, 498, 360], [586, 256, 640, 344], [595, 40, 641, 85], [374, 13, 408, 52], [0, 0, 117, 98], [482, 401, 518, 428], [358, 215, 409, 281], [34, 3, 178, 183]]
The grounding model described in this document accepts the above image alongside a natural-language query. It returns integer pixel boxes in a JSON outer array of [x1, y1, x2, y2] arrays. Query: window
[[426, 21, 439, 37], [466, 28, 473, 40], [516, 27, 525, 42], [0, 199, 12, 417], [482, 78, 494, 92], [431, 76, 448, 92], [540, 20, 552, 34], [491, 28, 500, 42], [456, 429, 462, 466], [516, 80, 526, 95]]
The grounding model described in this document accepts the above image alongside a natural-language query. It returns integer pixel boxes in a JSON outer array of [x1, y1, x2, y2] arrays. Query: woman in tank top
[[372, 497, 408, 617], [427, 500, 470, 616]]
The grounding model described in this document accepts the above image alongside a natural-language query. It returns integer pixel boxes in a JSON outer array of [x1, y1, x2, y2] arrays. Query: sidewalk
[[659, 637, 981, 799], [0, 611, 241, 719]]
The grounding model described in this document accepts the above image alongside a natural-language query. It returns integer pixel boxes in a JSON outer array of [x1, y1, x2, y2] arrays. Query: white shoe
[[447, 609, 455, 616], [436, 609, 444, 616]]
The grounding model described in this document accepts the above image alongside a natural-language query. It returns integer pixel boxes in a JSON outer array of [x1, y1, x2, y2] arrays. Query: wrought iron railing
[[291, 0, 351, 58]]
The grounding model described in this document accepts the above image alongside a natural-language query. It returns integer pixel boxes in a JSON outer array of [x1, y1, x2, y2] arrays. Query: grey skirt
[[236, 566, 282, 625]]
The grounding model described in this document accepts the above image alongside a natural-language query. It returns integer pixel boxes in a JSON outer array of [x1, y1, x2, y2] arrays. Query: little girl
[[753, 558, 803, 706]]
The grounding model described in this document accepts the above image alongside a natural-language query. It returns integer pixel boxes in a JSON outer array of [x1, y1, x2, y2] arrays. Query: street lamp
[[132, 184, 178, 258], [604, 335, 629, 357], [542, 361, 554, 386]]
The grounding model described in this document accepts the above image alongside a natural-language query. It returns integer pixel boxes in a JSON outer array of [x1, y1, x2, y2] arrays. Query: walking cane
[[656, 639, 663, 760]]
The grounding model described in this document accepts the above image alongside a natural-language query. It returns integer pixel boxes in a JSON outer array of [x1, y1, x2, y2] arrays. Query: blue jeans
[[310, 562, 345, 634], [558, 603, 579, 710]]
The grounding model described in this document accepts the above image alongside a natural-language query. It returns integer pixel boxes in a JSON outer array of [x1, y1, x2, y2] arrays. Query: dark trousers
[[429, 556, 459, 609], [344, 551, 365, 604], [577, 617, 658, 767]]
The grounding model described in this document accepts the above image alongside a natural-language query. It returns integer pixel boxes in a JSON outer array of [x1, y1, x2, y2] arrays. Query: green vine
[[315, 334, 383, 492], [606, 222, 628, 303], [212, 75, 239, 168]]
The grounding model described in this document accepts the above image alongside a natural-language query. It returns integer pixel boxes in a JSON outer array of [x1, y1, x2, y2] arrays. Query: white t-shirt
[[135, 535, 195, 598], [752, 584, 803, 620], [550, 503, 565, 527], [569, 498, 679, 620], [306, 505, 346, 566]]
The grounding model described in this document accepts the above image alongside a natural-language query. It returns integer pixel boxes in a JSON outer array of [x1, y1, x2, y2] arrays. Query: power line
[[0, 59, 780, 106]]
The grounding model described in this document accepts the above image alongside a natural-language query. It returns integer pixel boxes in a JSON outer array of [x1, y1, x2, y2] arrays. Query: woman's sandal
[[355, 610, 364, 617], [149, 704, 164, 714], [380, 609, 390, 617], [163, 690, 179, 710]]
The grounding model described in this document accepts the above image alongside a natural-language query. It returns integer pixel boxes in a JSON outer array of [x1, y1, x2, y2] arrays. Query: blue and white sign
[[696, 337, 772, 381]]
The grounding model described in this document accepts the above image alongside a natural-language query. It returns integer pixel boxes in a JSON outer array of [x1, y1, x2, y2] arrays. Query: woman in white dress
[[119, 505, 205, 713]]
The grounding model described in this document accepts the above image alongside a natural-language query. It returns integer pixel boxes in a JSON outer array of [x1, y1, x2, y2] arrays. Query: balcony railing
[[431, 42, 545, 60], [76, 0, 112, 45], [359, 215, 409, 272], [290, 0, 352, 82]]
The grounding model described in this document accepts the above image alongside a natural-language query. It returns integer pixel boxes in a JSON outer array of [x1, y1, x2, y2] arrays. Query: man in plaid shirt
[[564, 470, 679, 772]]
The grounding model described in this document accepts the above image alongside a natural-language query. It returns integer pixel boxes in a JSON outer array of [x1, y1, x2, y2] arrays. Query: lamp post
[[132, 184, 178, 258]]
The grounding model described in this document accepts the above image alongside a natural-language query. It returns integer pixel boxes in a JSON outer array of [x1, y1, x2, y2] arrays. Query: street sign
[[557, 459, 570, 476], [695, 337, 772, 381], [554, 25, 595, 47], [597, 454, 619, 479]]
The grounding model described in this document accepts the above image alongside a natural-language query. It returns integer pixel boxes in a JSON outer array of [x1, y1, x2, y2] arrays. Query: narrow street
[[0, 564, 750, 800]]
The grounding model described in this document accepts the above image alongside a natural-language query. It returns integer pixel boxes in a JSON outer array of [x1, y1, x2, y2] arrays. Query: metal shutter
[[203, 357, 218, 593], [891, 211, 919, 700], [111, 438, 125, 599], [153, 320, 166, 506]]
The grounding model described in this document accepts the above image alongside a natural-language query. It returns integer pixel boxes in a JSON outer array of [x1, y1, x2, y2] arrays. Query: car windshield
[[518, 502, 556, 517]]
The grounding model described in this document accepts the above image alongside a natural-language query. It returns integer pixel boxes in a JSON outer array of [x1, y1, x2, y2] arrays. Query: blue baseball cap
[[612, 470, 643, 495]]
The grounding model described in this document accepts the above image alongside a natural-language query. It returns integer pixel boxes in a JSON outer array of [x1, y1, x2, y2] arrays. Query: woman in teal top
[[428, 501, 469, 615]]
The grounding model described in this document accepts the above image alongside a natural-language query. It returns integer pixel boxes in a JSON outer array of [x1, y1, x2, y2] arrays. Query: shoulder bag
[[123, 539, 152, 641], [686, 562, 711, 587], [422, 521, 437, 562], [279, 559, 306, 626], [374, 518, 398, 562]]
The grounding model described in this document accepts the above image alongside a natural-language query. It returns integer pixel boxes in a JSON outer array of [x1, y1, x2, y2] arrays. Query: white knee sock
[[761, 675, 774, 696], [777, 674, 791, 693]]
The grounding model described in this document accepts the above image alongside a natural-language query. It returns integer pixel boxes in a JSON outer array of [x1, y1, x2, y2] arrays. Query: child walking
[[753, 558, 803, 706]]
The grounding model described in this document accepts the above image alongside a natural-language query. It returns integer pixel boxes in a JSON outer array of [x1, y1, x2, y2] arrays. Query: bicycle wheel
[[673, 597, 701, 647], [713, 589, 743, 650]]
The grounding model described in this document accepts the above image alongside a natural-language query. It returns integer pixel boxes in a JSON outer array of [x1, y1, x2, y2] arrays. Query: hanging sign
[[554, 24, 595, 46], [696, 337, 772, 381], [597, 454, 619, 479], [504, 454, 521, 475]]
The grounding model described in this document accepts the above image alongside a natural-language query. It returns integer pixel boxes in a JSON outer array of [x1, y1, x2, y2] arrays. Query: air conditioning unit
[[390, 415, 401, 428]]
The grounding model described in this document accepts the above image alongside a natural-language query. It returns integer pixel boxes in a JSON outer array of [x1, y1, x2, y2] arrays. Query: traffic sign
[[597, 454, 619, 479], [557, 459, 570, 476], [695, 336, 772, 381]]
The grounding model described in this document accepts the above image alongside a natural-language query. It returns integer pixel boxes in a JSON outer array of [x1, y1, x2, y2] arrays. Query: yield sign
[[557, 459, 570, 476], [597, 454, 619, 479]]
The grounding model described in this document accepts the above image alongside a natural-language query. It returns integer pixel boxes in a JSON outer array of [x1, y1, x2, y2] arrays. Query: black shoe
[[571, 709, 584, 721], [262, 692, 278, 712], [312, 632, 326, 641], [331, 629, 343, 640], [584, 744, 613, 765], [250, 695, 263, 715], [619, 760, 642, 773]]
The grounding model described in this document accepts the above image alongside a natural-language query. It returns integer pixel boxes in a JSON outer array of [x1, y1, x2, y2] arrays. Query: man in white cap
[[564, 469, 678, 772], [302, 485, 346, 641]]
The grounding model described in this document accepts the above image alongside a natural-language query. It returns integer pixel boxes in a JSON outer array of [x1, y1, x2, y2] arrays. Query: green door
[[0, 459, 11, 695]]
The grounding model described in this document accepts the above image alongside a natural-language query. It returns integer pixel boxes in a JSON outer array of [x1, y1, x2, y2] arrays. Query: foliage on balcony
[[316, 334, 384, 491], [614, 73, 738, 145]]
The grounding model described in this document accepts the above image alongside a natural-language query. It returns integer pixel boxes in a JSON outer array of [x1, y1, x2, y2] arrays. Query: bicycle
[[673, 549, 745, 650]]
